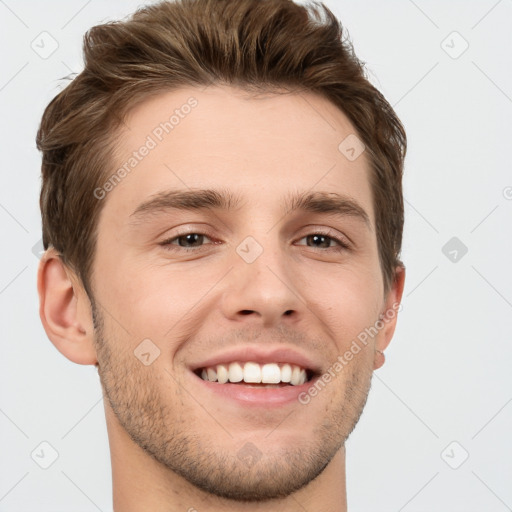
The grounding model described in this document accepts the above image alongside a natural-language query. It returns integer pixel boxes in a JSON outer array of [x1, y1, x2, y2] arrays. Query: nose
[[219, 239, 304, 328]]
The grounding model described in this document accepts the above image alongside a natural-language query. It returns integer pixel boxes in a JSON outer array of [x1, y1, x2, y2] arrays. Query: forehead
[[104, 85, 374, 227]]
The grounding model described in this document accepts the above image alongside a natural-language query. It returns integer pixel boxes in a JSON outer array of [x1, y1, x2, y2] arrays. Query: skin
[[38, 85, 405, 512]]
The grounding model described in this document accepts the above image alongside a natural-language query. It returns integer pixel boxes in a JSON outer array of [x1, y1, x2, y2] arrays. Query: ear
[[37, 248, 98, 365], [373, 264, 406, 370]]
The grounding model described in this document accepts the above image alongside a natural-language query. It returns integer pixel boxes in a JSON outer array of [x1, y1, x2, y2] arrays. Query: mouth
[[193, 361, 318, 387], [187, 346, 322, 406]]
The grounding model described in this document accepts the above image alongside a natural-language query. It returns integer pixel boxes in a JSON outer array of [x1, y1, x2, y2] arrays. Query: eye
[[295, 231, 350, 251], [159, 229, 350, 252], [160, 232, 216, 251]]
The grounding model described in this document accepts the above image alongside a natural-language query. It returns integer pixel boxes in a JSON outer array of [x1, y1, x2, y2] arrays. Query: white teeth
[[216, 364, 229, 384], [261, 363, 281, 383], [290, 365, 301, 386], [290, 367, 307, 385], [243, 362, 262, 383], [228, 362, 244, 382], [281, 363, 292, 383], [207, 367, 217, 382], [199, 362, 310, 385]]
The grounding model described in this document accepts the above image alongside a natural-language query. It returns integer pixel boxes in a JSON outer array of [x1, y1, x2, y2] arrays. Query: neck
[[104, 402, 347, 512]]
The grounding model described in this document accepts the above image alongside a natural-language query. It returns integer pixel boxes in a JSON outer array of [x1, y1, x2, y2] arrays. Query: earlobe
[[373, 264, 406, 370], [37, 249, 98, 366]]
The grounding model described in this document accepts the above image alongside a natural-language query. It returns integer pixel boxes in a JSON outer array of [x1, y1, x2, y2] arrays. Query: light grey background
[[1, 0, 511, 510]]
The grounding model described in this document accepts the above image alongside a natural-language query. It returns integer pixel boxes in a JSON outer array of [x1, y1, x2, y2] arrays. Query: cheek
[[102, 259, 220, 339], [300, 265, 382, 348], [96, 238, 383, 349]]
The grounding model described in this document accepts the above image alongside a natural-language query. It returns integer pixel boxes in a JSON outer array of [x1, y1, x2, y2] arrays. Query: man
[[36, 0, 406, 510]]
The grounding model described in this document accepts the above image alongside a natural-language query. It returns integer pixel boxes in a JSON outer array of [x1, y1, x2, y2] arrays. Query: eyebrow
[[128, 188, 371, 229]]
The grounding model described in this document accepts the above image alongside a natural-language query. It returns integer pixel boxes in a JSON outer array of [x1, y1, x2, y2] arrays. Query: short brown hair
[[37, 0, 406, 299]]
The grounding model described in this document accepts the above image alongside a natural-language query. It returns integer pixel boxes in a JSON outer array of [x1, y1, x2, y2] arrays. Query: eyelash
[[159, 229, 351, 252]]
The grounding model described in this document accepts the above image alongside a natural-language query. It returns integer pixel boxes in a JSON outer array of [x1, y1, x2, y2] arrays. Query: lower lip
[[190, 372, 318, 407]]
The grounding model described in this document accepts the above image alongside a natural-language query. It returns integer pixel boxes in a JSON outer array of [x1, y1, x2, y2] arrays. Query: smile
[[195, 361, 314, 386]]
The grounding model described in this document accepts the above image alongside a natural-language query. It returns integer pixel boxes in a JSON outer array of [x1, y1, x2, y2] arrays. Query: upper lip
[[189, 345, 322, 375]]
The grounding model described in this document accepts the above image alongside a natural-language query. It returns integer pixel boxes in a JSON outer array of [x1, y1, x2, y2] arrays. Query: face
[[90, 85, 397, 501]]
